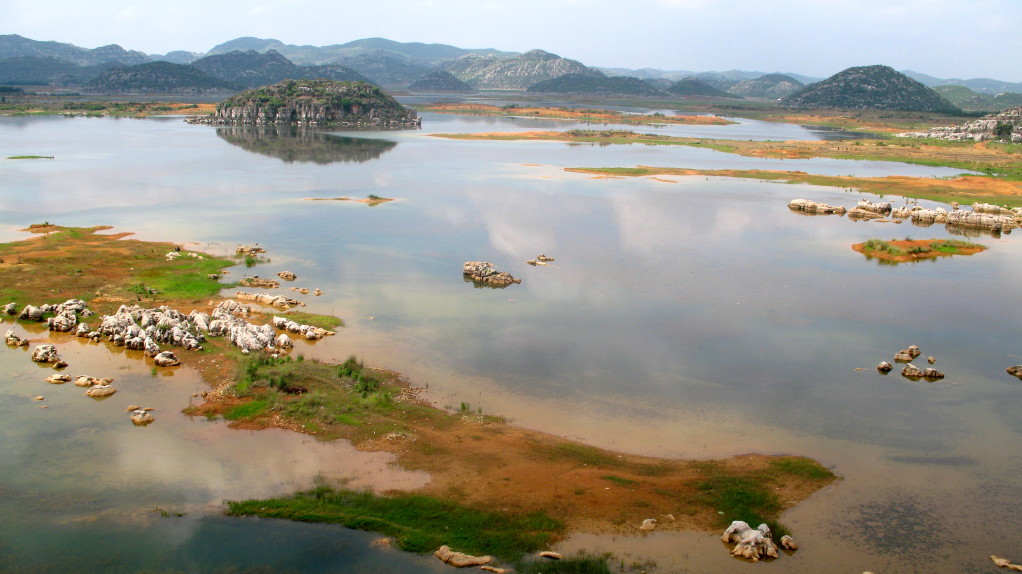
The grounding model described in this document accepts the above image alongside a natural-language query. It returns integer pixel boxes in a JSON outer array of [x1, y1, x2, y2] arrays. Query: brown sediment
[[420, 103, 732, 126], [851, 239, 986, 262], [566, 166, 1022, 206]]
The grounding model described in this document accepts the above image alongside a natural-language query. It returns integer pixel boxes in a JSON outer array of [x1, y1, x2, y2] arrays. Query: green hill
[[408, 70, 473, 92], [727, 73, 803, 99], [85, 62, 236, 92], [190, 50, 369, 89], [666, 77, 733, 98], [781, 65, 961, 113]]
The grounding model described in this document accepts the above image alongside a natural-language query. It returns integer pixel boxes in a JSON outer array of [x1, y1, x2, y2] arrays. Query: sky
[[4, 0, 1021, 81]]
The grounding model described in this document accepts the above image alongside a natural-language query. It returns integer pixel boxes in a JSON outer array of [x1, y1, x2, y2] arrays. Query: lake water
[[1, 107, 1021, 573]]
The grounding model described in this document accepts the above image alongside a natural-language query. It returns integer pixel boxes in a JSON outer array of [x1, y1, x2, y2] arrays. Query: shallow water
[[1, 109, 1021, 572]]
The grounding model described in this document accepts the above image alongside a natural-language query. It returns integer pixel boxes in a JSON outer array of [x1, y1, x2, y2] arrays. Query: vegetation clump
[[226, 486, 564, 561], [854, 238, 986, 262]]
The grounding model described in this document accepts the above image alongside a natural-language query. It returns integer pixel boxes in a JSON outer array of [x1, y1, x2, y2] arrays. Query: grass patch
[[600, 475, 636, 487], [513, 552, 613, 574], [224, 399, 271, 420], [225, 486, 563, 561], [770, 457, 836, 480], [7, 155, 53, 159], [269, 311, 344, 330], [547, 443, 623, 468]]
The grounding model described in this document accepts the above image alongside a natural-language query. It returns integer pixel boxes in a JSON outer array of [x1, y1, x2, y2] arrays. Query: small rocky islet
[[185, 79, 420, 129]]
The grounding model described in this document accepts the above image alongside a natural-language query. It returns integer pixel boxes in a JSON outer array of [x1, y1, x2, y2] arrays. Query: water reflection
[[215, 126, 397, 164]]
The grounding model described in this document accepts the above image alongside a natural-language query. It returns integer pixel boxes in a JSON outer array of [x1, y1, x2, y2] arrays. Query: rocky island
[[186, 79, 420, 128]]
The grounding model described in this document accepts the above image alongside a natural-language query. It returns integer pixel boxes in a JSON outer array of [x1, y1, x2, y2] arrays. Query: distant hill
[[781, 65, 962, 113], [666, 77, 733, 98], [0, 34, 149, 66], [934, 85, 1022, 112], [408, 70, 473, 92], [85, 62, 236, 93], [444, 49, 600, 90], [152, 50, 201, 65], [190, 50, 369, 89], [727, 73, 803, 99], [328, 50, 433, 87], [206, 36, 515, 67], [527, 73, 670, 97], [902, 70, 1022, 95], [0, 55, 110, 85], [190, 50, 302, 88]]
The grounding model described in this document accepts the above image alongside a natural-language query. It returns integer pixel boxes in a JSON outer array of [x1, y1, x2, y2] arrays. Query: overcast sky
[[4, 0, 1020, 81]]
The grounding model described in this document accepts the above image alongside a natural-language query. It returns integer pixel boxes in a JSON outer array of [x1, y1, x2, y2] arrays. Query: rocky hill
[[527, 73, 670, 97], [666, 77, 733, 98], [895, 106, 1022, 142], [445, 49, 600, 90], [187, 79, 420, 128], [328, 50, 433, 87], [190, 50, 369, 89], [781, 65, 962, 113], [408, 70, 473, 92], [84, 62, 236, 93], [0, 34, 149, 66], [727, 73, 802, 99]]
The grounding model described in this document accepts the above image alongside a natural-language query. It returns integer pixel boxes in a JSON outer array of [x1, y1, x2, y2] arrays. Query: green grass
[[689, 457, 834, 542], [269, 311, 344, 330], [546, 443, 623, 468], [513, 552, 613, 573], [862, 238, 905, 256], [7, 155, 53, 159], [599, 475, 636, 487], [134, 256, 236, 299], [224, 399, 271, 420], [225, 486, 564, 561]]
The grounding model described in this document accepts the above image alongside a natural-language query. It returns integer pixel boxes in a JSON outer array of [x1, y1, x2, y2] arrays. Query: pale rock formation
[[153, 351, 180, 367], [877, 361, 893, 373], [130, 409, 155, 425], [780, 535, 798, 550], [31, 344, 59, 363], [433, 545, 492, 567], [787, 199, 847, 215], [721, 521, 779, 561], [86, 384, 116, 398], [901, 363, 924, 379], [277, 271, 297, 281], [639, 518, 658, 531]]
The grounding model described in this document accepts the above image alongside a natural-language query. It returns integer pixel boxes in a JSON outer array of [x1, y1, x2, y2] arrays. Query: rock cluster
[[791, 198, 1022, 234], [788, 198, 847, 215], [721, 521, 783, 561], [463, 261, 521, 287], [877, 344, 945, 381], [240, 276, 280, 289], [896, 106, 1022, 142], [526, 254, 556, 266], [234, 291, 303, 309]]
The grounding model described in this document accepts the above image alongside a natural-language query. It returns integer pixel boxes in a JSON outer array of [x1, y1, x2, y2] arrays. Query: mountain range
[[0, 33, 1019, 111]]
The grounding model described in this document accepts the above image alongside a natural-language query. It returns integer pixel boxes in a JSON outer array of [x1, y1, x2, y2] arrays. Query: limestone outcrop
[[787, 199, 847, 215], [896, 106, 1022, 142], [186, 79, 420, 128], [721, 521, 780, 561]]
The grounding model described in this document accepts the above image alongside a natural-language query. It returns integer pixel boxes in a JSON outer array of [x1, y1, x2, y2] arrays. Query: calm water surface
[[1, 109, 1020, 573]]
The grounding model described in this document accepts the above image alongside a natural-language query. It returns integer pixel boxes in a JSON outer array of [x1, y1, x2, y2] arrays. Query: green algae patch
[[226, 486, 563, 561]]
